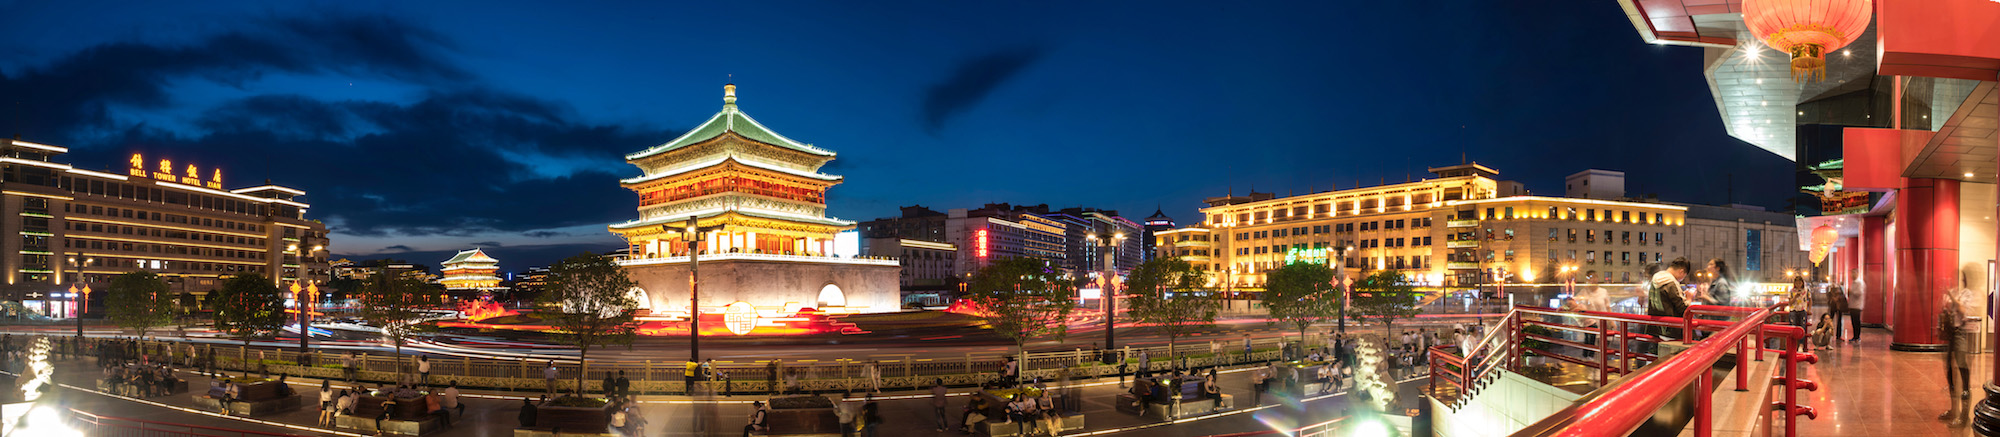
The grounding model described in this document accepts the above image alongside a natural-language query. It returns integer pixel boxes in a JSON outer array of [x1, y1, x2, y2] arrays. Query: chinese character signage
[[1820, 191, 1869, 215], [127, 153, 222, 189]]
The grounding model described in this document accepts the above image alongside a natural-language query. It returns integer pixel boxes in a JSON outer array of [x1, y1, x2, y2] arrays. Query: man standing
[[1647, 258, 1692, 341], [767, 359, 782, 395], [1846, 270, 1865, 342], [930, 378, 949, 432], [1241, 334, 1254, 364], [616, 370, 631, 399], [543, 361, 559, 396]]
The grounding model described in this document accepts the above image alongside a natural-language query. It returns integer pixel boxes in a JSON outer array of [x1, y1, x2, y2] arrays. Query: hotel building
[[1157, 164, 1715, 290], [608, 85, 898, 315], [0, 138, 330, 317]]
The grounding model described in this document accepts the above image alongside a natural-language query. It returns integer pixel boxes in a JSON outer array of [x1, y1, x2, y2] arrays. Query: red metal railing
[[1429, 304, 1819, 437], [68, 408, 315, 437]]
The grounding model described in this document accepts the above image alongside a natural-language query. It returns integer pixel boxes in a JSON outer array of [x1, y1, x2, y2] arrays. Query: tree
[[104, 272, 173, 339], [359, 269, 443, 377], [537, 252, 640, 392], [212, 275, 286, 347], [1263, 261, 1340, 340], [1125, 257, 1218, 358], [964, 257, 1077, 355], [1351, 271, 1423, 336]]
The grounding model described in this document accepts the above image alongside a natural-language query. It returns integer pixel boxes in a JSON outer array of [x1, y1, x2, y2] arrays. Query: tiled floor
[[1792, 327, 1994, 437]]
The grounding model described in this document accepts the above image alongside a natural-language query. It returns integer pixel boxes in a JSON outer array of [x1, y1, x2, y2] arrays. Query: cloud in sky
[[920, 46, 1044, 133]]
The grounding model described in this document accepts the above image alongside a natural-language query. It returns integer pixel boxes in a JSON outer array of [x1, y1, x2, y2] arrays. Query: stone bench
[[974, 414, 1085, 437]]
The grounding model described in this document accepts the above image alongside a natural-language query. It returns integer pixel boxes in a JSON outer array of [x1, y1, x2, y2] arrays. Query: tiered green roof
[[625, 85, 833, 160]]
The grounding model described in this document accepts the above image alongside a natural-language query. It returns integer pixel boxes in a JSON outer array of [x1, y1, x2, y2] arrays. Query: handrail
[[1523, 305, 1813, 437], [69, 408, 315, 437]]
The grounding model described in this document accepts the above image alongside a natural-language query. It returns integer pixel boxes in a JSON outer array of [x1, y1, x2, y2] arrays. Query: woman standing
[[1704, 259, 1735, 305]]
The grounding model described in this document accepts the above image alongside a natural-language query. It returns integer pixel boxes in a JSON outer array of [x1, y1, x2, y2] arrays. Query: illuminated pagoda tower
[[438, 248, 503, 296], [608, 84, 897, 318]]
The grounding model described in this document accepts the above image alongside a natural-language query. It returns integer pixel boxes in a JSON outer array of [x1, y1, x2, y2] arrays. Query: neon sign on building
[[975, 229, 989, 258], [127, 153, 222, 189]]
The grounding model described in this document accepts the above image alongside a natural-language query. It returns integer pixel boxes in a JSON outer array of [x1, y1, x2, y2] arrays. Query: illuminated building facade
[[1159, 164, 1704, 291], [438, 248, 503, 294], [0, 138, 330, 318], [609, 85, 897, 314]]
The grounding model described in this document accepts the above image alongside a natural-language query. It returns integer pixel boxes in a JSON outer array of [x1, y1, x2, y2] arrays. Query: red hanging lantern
[[1809, 225, 1838, 265], [1742, 0, 1873, 82]]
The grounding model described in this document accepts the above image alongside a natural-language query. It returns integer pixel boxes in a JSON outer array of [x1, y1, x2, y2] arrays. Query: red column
[[1862, 216, 1888, 326], [1891, 178, 1960, 351], [1842, 236, 1861, 285]]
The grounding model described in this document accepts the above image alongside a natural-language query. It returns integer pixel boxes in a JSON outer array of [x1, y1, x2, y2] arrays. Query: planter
[[767, 396, 839, 435], [534, 403, 614, 434]]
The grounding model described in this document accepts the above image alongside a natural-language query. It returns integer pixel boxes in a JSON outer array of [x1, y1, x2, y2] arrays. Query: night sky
[[0, 1, 1796, 271]]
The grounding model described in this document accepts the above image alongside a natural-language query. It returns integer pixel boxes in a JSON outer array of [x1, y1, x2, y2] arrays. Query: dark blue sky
[[0, 1, 1795, 271]]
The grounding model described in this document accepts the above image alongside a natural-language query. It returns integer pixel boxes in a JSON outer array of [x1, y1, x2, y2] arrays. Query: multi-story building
[[1163, 164, 1708, 292], [858, 205, 948, 243], [1142, 208, 1174, 262], [0, 138, 331, 318], [1039, 207, 1140, 276], [861, 238, 957, 288], [1677, 204, 1809, 282]]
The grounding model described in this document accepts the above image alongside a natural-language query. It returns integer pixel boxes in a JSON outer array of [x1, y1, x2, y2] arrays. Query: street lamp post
[[70, 252, 90, 339], [684, 216, 704, 365], [1336, 246, 1351, 335], [1092, 233, 1126, 352], [293, 281, 318, 358]]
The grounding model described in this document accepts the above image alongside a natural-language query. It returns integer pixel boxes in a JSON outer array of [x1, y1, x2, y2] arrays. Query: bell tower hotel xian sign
[[127, 154, 222, 190]]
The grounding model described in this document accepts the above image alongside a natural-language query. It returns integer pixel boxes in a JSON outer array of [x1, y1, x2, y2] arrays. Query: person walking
[[1941, 285, 1976, 427], [1827, 284, 1852, 345], [767, 359, 782, 395], [864, 360, 882, 394], [930, 378, 949, 432], [543, 361, 560, 396], [1241, 334, 1254, 364]]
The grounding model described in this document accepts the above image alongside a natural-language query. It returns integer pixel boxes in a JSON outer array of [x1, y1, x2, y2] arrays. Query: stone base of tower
[[620, 254, 902, 314]]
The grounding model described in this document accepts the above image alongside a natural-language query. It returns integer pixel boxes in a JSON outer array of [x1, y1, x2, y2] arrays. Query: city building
[[860, 238, 957, 288], [0, 138, 331, 318], [858, 205, 948, 243], [438, 248, 504, 297], [1150, 164, 1816, 297], [1609, 0, 2000, 352], [607, 84, 898, 316], [1142, 208, 1175, 261], [1565, 169, 1626, 200]]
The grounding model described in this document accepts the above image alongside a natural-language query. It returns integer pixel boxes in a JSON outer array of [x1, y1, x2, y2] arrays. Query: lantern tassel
[[1789, 44, 1827, 82]]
